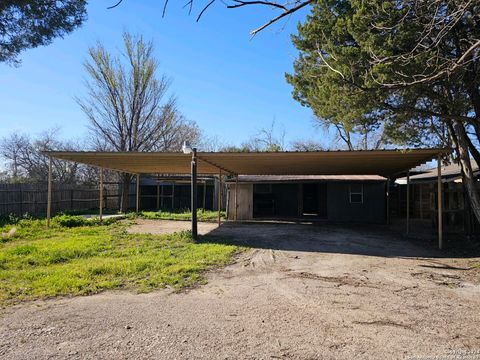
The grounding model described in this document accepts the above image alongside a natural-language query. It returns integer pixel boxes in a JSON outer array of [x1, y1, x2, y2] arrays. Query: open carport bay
[[1, 221, 479, 360]]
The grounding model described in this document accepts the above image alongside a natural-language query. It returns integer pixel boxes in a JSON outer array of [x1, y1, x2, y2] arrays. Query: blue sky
[[0, 0, 325, 148]]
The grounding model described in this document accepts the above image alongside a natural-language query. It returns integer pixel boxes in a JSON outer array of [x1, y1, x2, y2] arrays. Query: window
[[349, 184, 363, 204]]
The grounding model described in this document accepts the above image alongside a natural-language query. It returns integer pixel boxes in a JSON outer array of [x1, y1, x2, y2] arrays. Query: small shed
[[395, 161, 479, 237]]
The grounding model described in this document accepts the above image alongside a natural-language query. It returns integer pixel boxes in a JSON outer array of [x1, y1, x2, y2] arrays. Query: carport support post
[[191, 148, 198, 239], [99, 168, 103, 222], [156, 176, 160, 210], [234, 175, 239, 221], [406, 170, 410, 236], [437, 157, 443, 249], [47, 156, 52, 228], [203, 181, 206, 212], [218, 170, 222, 226], [136, 174, 140, 213], [386, 177, 390, 225]]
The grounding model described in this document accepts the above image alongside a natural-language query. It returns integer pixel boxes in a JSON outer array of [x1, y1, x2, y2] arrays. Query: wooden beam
[[438, 157, 443, 249], [234, 175, 239, 221], [47, 156, 52, 228], [99, 168, 104, 222], [136, 174, 140, 213], [406, 170, 410, 235]]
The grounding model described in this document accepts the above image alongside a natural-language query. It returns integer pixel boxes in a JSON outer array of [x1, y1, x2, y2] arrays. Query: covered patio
[[45, 148, 448, 248]]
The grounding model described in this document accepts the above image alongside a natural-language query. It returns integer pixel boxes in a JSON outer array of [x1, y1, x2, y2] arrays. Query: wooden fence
[[0, 183, 121, 217]]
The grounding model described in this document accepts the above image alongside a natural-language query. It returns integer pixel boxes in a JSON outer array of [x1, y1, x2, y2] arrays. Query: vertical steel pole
[[386, 177, 390, 225], [156, 178, 160, 210], [99, 168, 104, 222], [406, 170, 410, 235], [203, 181, 206, 212], [218, 170, 222, 226], [235, 175, 239, 221], [191, 148, 198, 239], [47, 156, 52, 227], [438, 157, 443, 249], [136, 174, 140, 213]]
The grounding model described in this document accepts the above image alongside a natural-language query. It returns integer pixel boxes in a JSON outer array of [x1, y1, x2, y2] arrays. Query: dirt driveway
[[1, 221, 479, 360]]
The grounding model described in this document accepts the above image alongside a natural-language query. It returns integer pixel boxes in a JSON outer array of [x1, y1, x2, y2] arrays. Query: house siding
[[326, 182, 386, 223], [227, 180, 387, 223]]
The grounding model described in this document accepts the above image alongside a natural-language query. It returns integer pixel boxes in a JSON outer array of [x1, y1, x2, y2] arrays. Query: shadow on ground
[[200, 221, 480, 259]]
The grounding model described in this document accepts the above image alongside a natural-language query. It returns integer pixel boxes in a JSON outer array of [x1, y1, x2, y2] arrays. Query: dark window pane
[[350, 184, 363, 193], [350, 193, 363, 203]]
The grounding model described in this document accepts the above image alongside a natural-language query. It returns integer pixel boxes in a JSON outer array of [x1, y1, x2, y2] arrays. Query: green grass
[[131, 209, 226, 222], [0, 218, 237, 306]]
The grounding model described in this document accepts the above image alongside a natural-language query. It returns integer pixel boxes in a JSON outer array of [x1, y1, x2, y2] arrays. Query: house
[[226, 175, 387, 223]]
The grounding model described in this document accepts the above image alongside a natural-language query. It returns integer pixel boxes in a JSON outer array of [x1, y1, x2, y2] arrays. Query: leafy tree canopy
[[286, 0, 480, 221], [0, 0, 87, 65], [287, 0, 479, 148]]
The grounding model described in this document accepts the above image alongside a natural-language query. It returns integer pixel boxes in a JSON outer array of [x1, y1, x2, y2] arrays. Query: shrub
[[53, 214, 118, 228], [53, 215, 88, 228]]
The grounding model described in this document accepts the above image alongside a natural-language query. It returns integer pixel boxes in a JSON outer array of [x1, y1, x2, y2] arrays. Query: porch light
[[182, 141, 193, 154]]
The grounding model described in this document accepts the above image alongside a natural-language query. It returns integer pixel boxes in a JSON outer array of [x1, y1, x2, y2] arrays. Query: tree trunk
[[120, 173, 132, 213], [465, 129, 480, 167], [453, 121, 480, 224]]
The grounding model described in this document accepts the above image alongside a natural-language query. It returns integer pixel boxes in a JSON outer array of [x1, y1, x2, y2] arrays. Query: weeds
[[0, 218, 236, 306]]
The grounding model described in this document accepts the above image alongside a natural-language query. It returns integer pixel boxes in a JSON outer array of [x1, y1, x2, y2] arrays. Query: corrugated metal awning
[[46, 148, 447, 176]]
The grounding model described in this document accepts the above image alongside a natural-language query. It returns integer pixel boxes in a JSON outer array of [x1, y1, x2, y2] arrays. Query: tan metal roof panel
[[46, 148, 447, 177]]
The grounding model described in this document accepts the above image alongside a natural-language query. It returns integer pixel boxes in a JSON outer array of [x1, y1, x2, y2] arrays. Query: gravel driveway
[[1, 221, 479, 359]]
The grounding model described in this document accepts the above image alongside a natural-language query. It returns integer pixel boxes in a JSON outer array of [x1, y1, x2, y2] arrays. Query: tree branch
[[250, 0, 314, 36], [107, 0, 124, 9], [227, 0, 287, 11], [197, 0, 216, 22]]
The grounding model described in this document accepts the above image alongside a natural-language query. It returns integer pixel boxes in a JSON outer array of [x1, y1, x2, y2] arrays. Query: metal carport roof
[[46, 148, 447, 177]]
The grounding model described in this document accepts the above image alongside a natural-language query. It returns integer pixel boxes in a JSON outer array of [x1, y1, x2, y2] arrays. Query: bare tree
[[241, 120, 285, 151], [290, 139, 323, 151], [0, 133, 27, 180], [0, 128, 81, 183], [77, 32, 199, 211]]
